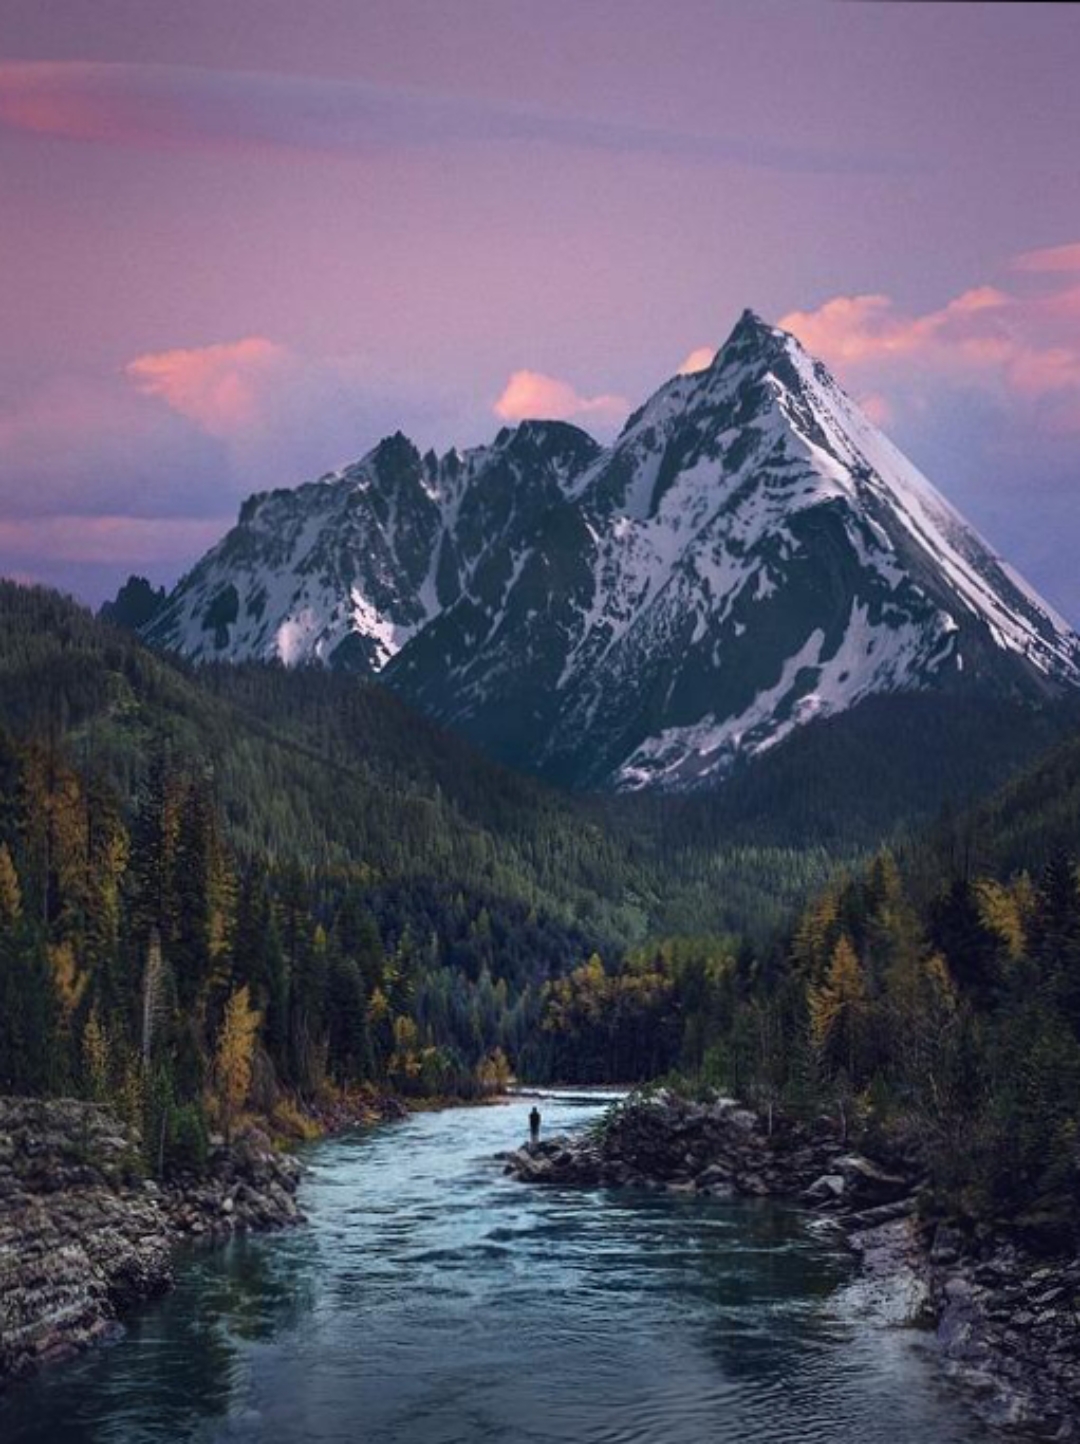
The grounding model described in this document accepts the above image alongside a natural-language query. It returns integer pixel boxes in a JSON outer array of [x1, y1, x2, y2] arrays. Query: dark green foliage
[[645, 840, 1080, 1240], [0, 923, 57, 1094], [4, 577, 1080, 1238], [928, 879, 1002, 1005]]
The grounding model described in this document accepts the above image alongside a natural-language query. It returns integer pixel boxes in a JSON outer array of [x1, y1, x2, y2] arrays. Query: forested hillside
[[0, 581, 825, 1173], [2, 581, 857, 938], [541, 763, 1080, 1236], [2, 578, 1077, 1191]]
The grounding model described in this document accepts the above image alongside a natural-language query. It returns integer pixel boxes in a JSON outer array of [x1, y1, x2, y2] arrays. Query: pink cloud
[[780, 287, 1013, 370], [1011, 242, 1080, 275], [0, 334, 488, 590], [494, 369, 628, 428], [677, 346, 715, 375], [127, 337, 290, 435], [125, 334, 491, 486], [780, 254, 1080, 431]]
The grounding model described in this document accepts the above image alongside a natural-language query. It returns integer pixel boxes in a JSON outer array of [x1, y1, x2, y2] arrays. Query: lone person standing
[[529, 1105, 541, 1147]]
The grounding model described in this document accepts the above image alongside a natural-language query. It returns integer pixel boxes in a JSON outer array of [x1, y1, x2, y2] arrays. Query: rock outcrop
[[162, 1129, 303, 1243], [502, 1091, 914, 1207], [0, 1099, 172, 1384], [926, 1228, 1080, 1436], [0, 1098, 303, 1388]]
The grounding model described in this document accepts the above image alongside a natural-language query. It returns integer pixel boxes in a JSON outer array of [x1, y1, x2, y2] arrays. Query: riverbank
[[503, 1090, 1080, 1437], [0, 1090, 406, 1389]]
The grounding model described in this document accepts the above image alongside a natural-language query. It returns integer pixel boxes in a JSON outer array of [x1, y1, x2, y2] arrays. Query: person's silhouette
[[529, 1105, 541, 1145]]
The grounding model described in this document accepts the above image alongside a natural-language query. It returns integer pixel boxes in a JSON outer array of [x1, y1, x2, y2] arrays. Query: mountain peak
[[143, 308, 1080, 791], [711, 306, 792, 373], [735, 305, 772, 335], [370, 430, 421, 469]]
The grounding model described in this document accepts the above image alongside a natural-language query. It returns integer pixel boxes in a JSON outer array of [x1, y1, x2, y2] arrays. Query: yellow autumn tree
[[49, 939, 89, 1024], [791, 886, 842, 980], [0, 844, 21, 924], [477, 1046, 512, 1095], [82, 1009, 111, 1101], [214, 985, 262, 1140], [388, 1014, 422, 1086], [975, 875, 1034, 963], [808, 933, 869, 1081]]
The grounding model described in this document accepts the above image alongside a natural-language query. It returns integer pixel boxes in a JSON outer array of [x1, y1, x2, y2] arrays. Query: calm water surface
[[1, 1093, 1003, 1443]]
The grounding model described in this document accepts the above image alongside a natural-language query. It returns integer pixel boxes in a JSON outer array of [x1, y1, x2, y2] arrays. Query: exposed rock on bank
[[0, 1098, 302, 1387], [926, 1230, 1080, 1437], [503, 1092, 913, 1207], [160, 1127, 303, 1243], [504, 1090, 1080, 1437]]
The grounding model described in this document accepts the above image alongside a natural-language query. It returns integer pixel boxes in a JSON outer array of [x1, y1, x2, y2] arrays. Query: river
[[1, 1092, 999, 1443]]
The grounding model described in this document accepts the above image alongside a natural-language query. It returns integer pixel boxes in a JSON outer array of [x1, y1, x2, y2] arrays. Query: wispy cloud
[[0, 60, 910, 174], [127, 337, 291, 435], [0, 333, 486, 582], [778, 249, 1080, 622], [1011, 242, 1080, 275], [126, 335, 478, 478]]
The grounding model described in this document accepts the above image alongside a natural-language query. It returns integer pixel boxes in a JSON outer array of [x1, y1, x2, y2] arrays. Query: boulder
[[803, 1173, 846, 1204], [833, 1154, 909, 1205]]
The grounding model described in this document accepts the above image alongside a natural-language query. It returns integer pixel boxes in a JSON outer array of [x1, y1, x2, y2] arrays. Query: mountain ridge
[[140, 309, 1080, 790]]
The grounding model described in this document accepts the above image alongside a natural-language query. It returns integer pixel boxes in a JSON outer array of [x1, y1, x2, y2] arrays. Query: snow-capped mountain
[[143, 310, 1080, 790]]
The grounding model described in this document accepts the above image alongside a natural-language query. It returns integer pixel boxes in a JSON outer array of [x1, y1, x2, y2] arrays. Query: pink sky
[[1, 0, 1079, 616]]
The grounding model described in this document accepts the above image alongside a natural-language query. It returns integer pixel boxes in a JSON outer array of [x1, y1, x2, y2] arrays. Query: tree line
[[537, 837, 1080, 1241], [0, 732, 539, 1172]]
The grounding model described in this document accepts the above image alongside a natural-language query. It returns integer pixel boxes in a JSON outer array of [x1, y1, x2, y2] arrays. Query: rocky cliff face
[[0, 1099, 172, 1384], [0, 1099, 302, 1388]]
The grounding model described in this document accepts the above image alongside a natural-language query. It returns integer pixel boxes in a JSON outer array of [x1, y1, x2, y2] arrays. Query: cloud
[[779, 250, 1080, 624], [493, 370, 628, 428], [127, 338, 290, 436], [126, 336, 482, 482], [0, 335, 487, 589], [780, 262, 1080, 431], [0, 61, 907, 175], [780, 287, 1017, 369], [677, 347, 715, 375], [1011, 242, 1080, 275]]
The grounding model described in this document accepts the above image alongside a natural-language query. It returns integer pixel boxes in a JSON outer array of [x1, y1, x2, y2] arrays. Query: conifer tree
[[215, 985, 262, 1140]]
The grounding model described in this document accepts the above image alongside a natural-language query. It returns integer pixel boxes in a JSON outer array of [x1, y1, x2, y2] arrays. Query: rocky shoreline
[[0, 1094, 378, 1389], [503, 1091, 1080, 1438]]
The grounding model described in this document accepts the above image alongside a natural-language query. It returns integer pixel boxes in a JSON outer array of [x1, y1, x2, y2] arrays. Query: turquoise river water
[[1, 1092, 1005, 1443]]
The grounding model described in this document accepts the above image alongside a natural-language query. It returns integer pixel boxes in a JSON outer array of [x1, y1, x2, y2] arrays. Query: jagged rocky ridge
[[144, 311, 1080, 790], [0, 1099, 302, 1387], [503, 1092, 1080, 1436]]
